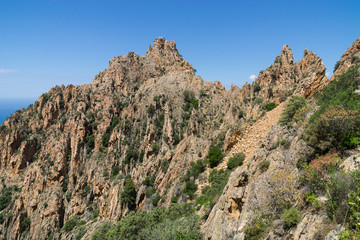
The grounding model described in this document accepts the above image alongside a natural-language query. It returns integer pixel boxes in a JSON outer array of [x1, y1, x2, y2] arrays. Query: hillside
[[0, 36, 359, 240]]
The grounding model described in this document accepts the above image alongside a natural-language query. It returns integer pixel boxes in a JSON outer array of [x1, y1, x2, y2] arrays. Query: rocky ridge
[[0, 36, 351, 240]]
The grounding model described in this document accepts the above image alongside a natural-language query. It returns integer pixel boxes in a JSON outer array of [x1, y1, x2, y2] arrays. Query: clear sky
[[0, 0, 359, 101]]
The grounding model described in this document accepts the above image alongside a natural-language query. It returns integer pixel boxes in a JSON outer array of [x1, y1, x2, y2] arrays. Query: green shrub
[[0, 187, 13, 211], [152, 144, 160, 155], [145, 188, 156, 197], [147, 104, 156, 117], [86, 134, 95, 150], [93, 203, 202, 240], [227, 153, 245, 169], [63, 216, 79, 232], [264, 102, 277, 111], [184, 180, 197, 199], [92, 222, 113, 240], [279, 139, 291, 149], [111, 165, 120, 177], [173, 134, 180, 145], [121, 176, 137, 210], [21, 216, 31, 231], [142, 175, 156, 187], [170, 195, 178, 203], [279, 96, 307, 126], [102, 133, 110, 147], [258, 160, 270, 172], [305, 66, 360, 153], [196, 169, 230, 207], [253, 82, 261, 93], [281, 207, 301, 228], [160, 159, 169, 173], [255, 97, 263, 104], [244, 225, 265, 240], [208, 146, 223, 168], [152, 193, 161, 206]]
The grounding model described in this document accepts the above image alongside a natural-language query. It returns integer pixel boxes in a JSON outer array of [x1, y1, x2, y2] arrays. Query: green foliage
[[305, 66, 360, 153], [21, 216, 31, 231], [171, 195, 178, 203], [63, 216, 80, 233], [264, 102, 277, 111], [92, 203, 202, 240], [333, 60, 343, 73], [142, 175, 155, 187], [92, 222, 112, 240], [145, 188, 156, 198], [0, 186, 16, 211], [258, 160, 270, 172], [227, 153, 245, 170], [152, 144, 160, 155], [151, 193, 161, 206], [184, 180, 197, 199], [279, 96, 307, 126], [147, 104, 156, 117], [160, 159, 169, 174], [253, 82, 261, 93], [173, 134, 180, 145], [183, 90, 199, 110], [183, 160, 206, 182], [208, 146, 223, 168], [121, 176, 137, 211], [279, 139, 291, 149], [111, 165, 120, 177], [281, 207, 301, 229], [255, 97, 263, 104], [244, 225, 265, 240], [196, 169, 230, 208], [102, 133, 110, 147], [86, 134, 95, 150]]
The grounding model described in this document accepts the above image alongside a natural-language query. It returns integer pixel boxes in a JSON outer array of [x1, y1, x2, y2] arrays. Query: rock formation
[[0, 36, 358, 240]]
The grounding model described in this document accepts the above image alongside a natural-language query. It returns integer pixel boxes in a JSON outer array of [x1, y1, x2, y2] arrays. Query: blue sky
[[0, 0, 359, 101]]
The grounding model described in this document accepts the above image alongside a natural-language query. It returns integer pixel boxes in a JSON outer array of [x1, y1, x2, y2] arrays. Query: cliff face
[[0, 37, 349, 240], [203, 37, 360, 240]]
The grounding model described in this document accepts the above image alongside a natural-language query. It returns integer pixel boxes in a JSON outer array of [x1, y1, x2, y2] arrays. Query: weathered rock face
[[332, 37, 360, 80], [0, 36, 348, 240], [202, 37, 360, 240]]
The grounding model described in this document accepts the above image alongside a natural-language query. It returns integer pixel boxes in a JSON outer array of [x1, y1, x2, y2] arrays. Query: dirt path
[[196, 102, 286, 194], [217, 101, 286, 169]]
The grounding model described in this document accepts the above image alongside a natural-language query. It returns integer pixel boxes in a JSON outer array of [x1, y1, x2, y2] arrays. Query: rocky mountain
[[0, 36, 359, 240]]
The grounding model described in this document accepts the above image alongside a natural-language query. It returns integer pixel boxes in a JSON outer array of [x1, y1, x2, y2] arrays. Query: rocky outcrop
[[332, 37, 360, 80], [0, 36, 352, 240]]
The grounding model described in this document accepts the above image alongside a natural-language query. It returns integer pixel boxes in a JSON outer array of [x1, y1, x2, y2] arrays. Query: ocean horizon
[[0, 99, 35, 125]]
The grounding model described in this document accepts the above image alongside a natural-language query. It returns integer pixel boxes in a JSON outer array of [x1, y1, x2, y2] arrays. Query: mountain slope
[[0, 37, 354, 240]]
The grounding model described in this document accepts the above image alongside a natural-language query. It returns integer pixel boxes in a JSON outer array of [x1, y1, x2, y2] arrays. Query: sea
[[0, 99, 35, 125]]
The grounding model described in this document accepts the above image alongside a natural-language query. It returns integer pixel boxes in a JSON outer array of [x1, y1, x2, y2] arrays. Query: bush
[[0, 187, 14, 211], [86, 134, 95, 150], [305, 66, 360, 153], [142, 175, 156, 187], [258, 160, 270, 172], [184, 180, 197, 199], [147, 104, 156, 117], [93, 203, 202, 240], [208, 146, 223, 168], [279, 96, 307, 126], [281, 207, 301, 229], [121, 176, 137, 210], [196, 169, 230, 207], [102, 133, 110, 147], [227, 153, 245, 169], [111, 165, 120, 177], [253, 82, 261, 93], [63, 216, 79, 233], [264, 102, 277, 111]]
